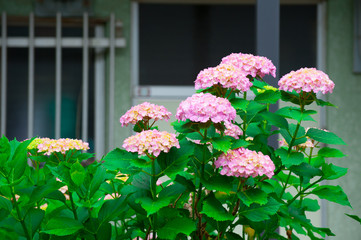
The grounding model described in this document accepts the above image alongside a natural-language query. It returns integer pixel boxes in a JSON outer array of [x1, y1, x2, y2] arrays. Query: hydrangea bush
[[0, 52, 360, 240]]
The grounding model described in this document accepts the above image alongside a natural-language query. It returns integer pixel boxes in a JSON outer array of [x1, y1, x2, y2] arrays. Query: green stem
[[7, 180, 31, 240], [68, 192, 78, 220], [151, 158, 157, 238], [287, 178, 323, 206], [280, 171, 291, 198]]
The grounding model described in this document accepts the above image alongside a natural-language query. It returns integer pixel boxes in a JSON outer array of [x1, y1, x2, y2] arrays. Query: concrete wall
[[327, 0, 361, 238]]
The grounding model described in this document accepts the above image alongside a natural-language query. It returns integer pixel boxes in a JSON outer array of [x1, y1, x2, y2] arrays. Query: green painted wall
[[327, 0, 361, 238]]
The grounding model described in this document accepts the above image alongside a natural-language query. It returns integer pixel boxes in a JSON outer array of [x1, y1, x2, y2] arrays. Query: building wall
[[327, 0, 361, 238]]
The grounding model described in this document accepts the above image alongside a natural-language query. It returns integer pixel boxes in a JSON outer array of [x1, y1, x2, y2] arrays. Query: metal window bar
[[0, 12, 125, 157]]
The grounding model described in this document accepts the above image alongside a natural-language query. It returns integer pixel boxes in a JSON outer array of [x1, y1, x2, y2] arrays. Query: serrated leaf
[[238, 188, 268, 207], [98, 196, 128, 226], [201, 193, 234, 221], [238, 198, 282, 222], [280, 123, 307, 146], [24, 208, 44, 237], [311, 185, 351, 207], [318, 147, 346, 158], [306, 128, 346, 145], [295, 198, 320, 212], [102, 148, 140, 173], [315, 98, 336, 107], [230, 98, 249, 111], [136, 196, 173, 216], [254, 90, 281, 104], [0, 195, 12, 212], [212, 137, 232, 153], [157, 217, 196, 239], [231, 138, 250, 149], [70, 161, 85, 186], [275, 148, 304, 168], [0, 136, 10, 166], [260, 112, 289, 129], [322, 163, 347, 180], [42, 217, 83, 236], [290, 162, 322, 179], [202, 175, 233, 194]]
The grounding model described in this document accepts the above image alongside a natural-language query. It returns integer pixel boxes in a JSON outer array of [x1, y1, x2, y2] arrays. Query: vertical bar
[[1, 12, 7, 136], [108, 13, 115, 150], [94, 25, 106, 160], [28, 12, 35, 138], [82, 12, 89, 142], [55, 12, 62, 139], [131, 2, 139, 104], [256, 0, 280, 152]]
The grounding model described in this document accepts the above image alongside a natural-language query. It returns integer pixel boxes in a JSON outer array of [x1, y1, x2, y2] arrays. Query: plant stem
[[287, 178, 322, 206], [280, 171, 291, 198], [68, 192, 78, 220], [151, 158, 157, 239]]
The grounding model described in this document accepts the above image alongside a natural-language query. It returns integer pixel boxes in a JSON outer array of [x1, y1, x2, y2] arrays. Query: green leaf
[[315, 98, 337, 107], [8, 139, 31, 179], [280, 123, 307, 146], [201, 193, 234, 221], [231, 138, 250, 149], [275, 148, 304, 168], [290, 163, 322, 179], [42, 217, 83, 236], [230, 98, 249, 111], [0, 136, 10, 166], [238, 198, 282, 222], [345, 214, 361, 224], [0, 195, 12, 212], [318, 147, 346, 158], [212, 137, 232, 153], [238, 188, 268, 207], [225, 232, 244, 240], [102, 148, 140, 173], [261, 112, 289, 130], [254, 90, 281, 104], [322, 163, 347, 180], [306, 128, 346, 145], [29, 179, 64, 205], [300, 198, 320, 212], [136, 196, 173, 216], [171, 120, 198, 134], [277, 107, 315, 122], [202, 175, 233, 194], [70, 161, 86, 186], [157, 217, 196, 239], [98, 196, 128, 226], [89, 165, 106, 198], [311, 185, 351, 207], [24, 208, 44, 237]]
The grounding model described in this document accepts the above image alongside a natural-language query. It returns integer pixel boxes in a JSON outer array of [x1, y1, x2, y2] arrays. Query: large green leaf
[[311, 185, 351, 207], [98, 196, 128, 227], [230, 98, 249, 111], [29, 179, 64, 205], [290, 163, 322, 179], [275, 148, 304, 168], [212, 137, 232, 153], [24, 208, 44, 237], [0, 195, 12, 212], [238, 188, 268, 207], [238, 198, 282, 222], [260, 112, 289, 130], [280, 123, 307, 146], [8, 139, 31, 179], [231, 138, 250, 149], [345, 214, 361, 225], [201, 193, 234, 221], [254, 90, 281, 104], [135, 196, 173, 216], [318, 147, 346, 158], [89, 165, 106, 198], [322, 163, 348, 180], [157, 217, 196, 239], [0, 136, 10, 166], [306, 128, 346, 145], [70, 161, 86, 186], [102, 148, 140, 173], [202, 175, 233, 194], [42, 217, 83, 236]]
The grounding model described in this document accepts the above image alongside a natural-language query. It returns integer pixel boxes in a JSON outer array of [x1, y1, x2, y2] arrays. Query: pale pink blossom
[[176, 93, 236, 123], [221, 52, 276, 78], [29, 138, 89, 156], [195, 64, 252, 92], [123, 130, 180, 157], [215, 147, 275, 179], [278, 68, 334, 94], [223, 121, 242, 139], [119, 102, 172, 127]]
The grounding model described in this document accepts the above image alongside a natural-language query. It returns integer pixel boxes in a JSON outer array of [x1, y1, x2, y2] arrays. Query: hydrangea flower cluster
[[176, 93, 236, 123], [278, 68, 335, 94], [222, 121, 242, 139], [123, 129, 180, 157], [28, 137, 89, 156], [195, 64, 252, 92], [215, 147, 275, 179], [119, 102, 172, 127], [221, 52, 276, 78]]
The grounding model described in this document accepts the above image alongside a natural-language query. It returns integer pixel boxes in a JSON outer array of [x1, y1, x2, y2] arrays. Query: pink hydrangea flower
[[176, 93, 236, 123], [195, 64, 252, 92], [278, 68, 334, 94], [119, 102, 172, 127], [29, 138, 89, 156], [123, 129, 180, 157], [221, 52, 276, 78], [215, 147, 275, 179], [219, 121, 242, 139]]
